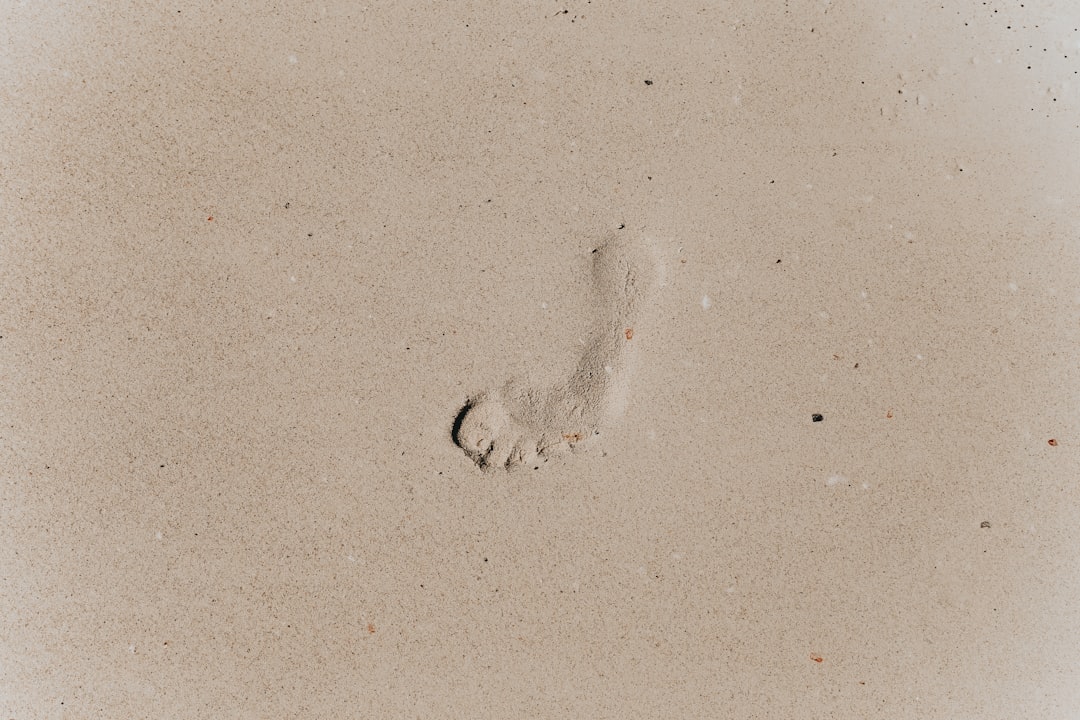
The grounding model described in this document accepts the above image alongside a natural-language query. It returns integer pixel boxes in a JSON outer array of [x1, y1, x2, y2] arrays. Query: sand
[[2, 1, 1079, 717]]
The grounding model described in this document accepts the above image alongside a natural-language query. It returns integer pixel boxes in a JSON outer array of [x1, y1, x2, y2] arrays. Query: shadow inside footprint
[[450, 400, 474, 451]]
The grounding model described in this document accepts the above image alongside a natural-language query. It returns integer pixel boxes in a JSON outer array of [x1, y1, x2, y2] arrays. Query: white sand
[[2, 1, 1079, 716]]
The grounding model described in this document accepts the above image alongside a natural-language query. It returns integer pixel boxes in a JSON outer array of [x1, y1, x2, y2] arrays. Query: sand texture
[[2, 1, 1080, 717]]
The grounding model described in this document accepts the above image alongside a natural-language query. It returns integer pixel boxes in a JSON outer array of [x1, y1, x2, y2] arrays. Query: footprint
[[453, 230, 660, 470]]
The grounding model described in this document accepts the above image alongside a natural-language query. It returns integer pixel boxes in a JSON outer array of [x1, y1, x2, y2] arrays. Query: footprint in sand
[[453, 230, 660, 470]]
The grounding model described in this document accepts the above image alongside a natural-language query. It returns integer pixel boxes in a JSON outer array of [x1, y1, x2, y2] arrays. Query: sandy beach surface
[[3, 1, 1079, 717]]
